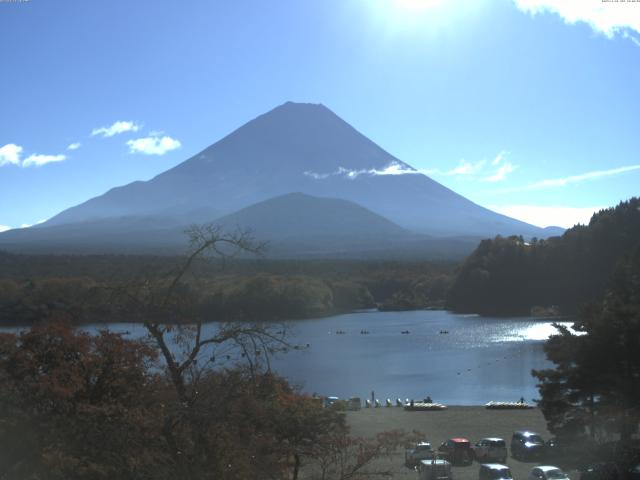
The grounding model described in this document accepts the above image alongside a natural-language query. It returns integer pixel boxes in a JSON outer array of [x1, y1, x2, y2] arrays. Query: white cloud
[[22, 153, 66, 167], [0, 219, 46, 232], [491, 151, 508, 166], [445, 159, 486, 176], [304, 171, 331, 180], [303, 153, 515, 183], [436, 153, 515, 181], [494, 164, 640, 193], [127, 135, 181, 155], [67, 142, 81, 150], [532, 165, 640, 188], [91, 121, 141, 138], [483, 162, 517, 182], [490, 204, 605, 229], [513, 0, 640, 39], [0, 144, 23, 167], [304, 161, 436, 180]]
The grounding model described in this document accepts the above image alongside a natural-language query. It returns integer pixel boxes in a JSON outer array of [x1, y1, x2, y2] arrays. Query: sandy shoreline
[[345, 406, 576, 480]]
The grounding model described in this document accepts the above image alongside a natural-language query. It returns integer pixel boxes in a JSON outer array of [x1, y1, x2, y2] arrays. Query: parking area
[[346, 406, 579, 480]]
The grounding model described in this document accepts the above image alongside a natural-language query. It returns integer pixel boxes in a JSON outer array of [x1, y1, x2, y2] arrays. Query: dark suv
[[511, 431, 544, 460], [438, 438, 473, 465]]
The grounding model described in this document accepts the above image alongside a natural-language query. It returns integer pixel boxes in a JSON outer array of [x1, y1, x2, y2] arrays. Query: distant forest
[[446, 197, 640, 316], [2, 197, 638, 324], [0, 254, 454, 325]]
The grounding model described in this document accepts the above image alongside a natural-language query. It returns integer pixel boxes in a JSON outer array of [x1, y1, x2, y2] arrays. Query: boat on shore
[[485, 401, 533, 410], [404, 402, 447, 411]]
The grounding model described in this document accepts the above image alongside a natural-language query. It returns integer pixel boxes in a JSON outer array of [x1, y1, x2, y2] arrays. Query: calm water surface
[[102, 310, 573, 405], [271, 310, 567, 405], [5, 310, 571, 405]]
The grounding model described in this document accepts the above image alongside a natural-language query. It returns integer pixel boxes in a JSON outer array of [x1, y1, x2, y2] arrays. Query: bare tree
[[116, 224, 294, 477], [308, 429, 411, 480]]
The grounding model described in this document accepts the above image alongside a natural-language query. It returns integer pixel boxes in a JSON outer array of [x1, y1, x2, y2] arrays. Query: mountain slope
[[0, 193, 481, 258], [39, 102, 555, 239]]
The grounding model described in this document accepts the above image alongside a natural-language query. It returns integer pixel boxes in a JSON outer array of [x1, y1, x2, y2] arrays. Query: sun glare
[[366, 0, 478, 35], [393, 0, 444, 12]]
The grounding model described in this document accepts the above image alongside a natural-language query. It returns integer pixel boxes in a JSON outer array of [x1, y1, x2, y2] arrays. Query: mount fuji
[[0, 102, 562, 257]]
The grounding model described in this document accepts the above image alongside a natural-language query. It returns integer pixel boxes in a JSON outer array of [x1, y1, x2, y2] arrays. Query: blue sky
[[1, 0, 639, 230]]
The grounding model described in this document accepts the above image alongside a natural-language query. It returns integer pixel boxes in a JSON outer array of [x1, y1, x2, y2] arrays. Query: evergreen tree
[[533, 245, 640, 442]]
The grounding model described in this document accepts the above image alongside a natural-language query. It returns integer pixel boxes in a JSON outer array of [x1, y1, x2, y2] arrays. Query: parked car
[[628, 464, 640, 480], [418, 459, 453, 480], [439, 438, 473, 466], [406, 442, 435, 468], [511, 431, 545, 460], [479, 463, 513, 480], [472, 438, 507, 463], [579, 463, 619, 480], [323, 396, 339, 408], [528, 466, 570, 480], [346, 397, 361, 410]]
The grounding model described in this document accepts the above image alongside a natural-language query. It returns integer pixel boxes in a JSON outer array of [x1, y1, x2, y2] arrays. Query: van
[[472, 438, 507, 463]]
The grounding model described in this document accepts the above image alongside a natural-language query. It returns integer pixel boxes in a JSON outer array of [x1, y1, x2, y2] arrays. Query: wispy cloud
[[514, 0, 640, 41], [0, 144, 23, 167], [22, 153, 66, 167], [437, 151, 515, 182], [623, 30, 640, 47], [304, 161, 436, 180], [303, 154, 513, 182], [490, 204, 605, 228], [91, 121, 141, 138], [491, 151, 508, 166], [127, 135, 181, 155], [445, 159, 486, 176], [20, 219, 46, 229], [0, 218, 46, 232], [491, 164, 640, 193], [67, 142, 81, 150], [483, 162, 517, 182]]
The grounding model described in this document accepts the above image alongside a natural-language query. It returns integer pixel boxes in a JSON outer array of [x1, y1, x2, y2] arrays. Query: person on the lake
[[519, 396, 525, 404], [425, 395, 432, 403]]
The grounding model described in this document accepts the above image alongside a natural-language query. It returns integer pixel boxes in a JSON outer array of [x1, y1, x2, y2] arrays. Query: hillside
[[446, 197, 640, 315]]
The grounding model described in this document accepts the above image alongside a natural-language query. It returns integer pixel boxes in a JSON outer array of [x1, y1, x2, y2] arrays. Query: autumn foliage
[[0, 322, 406, 480]]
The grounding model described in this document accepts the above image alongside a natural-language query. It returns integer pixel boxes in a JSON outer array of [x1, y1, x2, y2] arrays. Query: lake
[[271, 310, 567, 405], [3, 310, 571, 405]]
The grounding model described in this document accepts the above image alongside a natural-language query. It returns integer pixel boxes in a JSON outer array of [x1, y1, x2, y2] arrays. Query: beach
[[346, 406, 577, 480]]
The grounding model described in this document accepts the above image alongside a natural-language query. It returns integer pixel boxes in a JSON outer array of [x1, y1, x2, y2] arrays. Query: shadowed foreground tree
[[0, 323, 166, 479], [533, 245, 640, 444]]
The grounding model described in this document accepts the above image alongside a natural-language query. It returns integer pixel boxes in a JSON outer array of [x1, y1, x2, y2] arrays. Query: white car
[[419, 459, 453, 480], [405, 442, 434, 467], [472, 438, 507, 463], [479, 464, 513, 480], [528, 466, 570, 480]]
